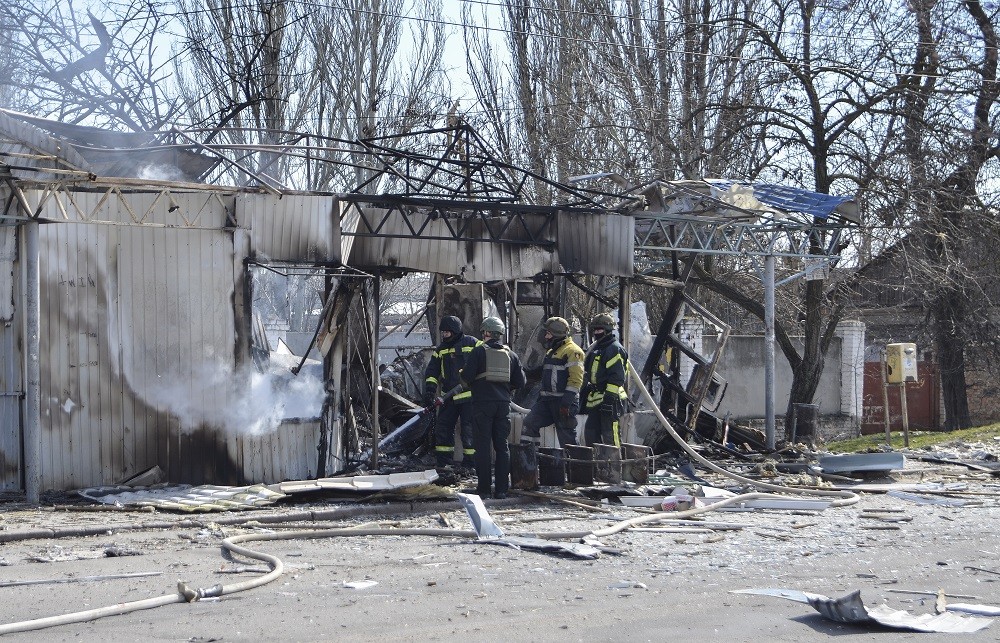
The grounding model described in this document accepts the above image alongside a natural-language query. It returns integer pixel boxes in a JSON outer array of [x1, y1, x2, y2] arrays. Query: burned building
[[0, 113, 634, 495]]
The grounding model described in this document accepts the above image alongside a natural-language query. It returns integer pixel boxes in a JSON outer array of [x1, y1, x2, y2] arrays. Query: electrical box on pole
[[885, 343, 917, 384]]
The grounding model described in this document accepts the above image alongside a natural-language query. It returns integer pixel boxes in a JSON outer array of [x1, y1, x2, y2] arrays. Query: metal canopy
[[631, 179, 857, 263], [339, 126, 618, 250], [340, 197, 560, 247], [350, 125, 620, 207], [624, 178, 860, 451]]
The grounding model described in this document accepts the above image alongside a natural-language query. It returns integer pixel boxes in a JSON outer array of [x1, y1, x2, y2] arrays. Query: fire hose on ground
[[0, 373, 858, 634]]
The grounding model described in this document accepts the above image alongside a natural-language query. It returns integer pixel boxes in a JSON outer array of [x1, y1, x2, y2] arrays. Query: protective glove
[[432, 396, 445, 408], [423, 385, 436, 407]]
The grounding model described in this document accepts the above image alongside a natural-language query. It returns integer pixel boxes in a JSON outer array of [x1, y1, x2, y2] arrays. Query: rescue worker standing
[[424, 315, 479, 469], [582, 313, 629, 447], [461, 316, 526, 499], [521, 317, 585, 448]]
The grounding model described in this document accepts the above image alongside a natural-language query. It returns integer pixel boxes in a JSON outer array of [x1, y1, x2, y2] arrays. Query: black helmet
[[544, 316, 571, 339], [439, 315, 463, 335], [590, 313, 616, 334]]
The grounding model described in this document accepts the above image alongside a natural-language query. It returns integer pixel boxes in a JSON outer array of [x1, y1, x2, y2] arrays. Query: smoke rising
[[148, 359, 324, 436], [138, 163, 186, 182]]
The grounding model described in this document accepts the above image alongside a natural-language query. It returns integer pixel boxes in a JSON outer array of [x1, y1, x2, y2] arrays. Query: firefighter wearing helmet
[[423, 315, 480, 469], [521, 317, 585, 449], [459, 316, 526, 499], [582, 313, 629, 446]]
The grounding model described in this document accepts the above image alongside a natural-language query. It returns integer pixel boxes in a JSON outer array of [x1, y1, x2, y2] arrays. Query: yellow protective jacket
[[539, 336, 585, 398], [584, 333, 629, 410]]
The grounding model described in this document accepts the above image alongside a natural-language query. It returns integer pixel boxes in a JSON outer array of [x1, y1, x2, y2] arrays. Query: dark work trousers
[[584, 399, 623, 447], [434, 401, 475, 467], [522, 397, 578, 447], [471, 400, 511, 497]]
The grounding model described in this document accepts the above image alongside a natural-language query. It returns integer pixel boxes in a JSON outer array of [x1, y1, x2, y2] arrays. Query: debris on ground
[[733, 588, 994, 633]]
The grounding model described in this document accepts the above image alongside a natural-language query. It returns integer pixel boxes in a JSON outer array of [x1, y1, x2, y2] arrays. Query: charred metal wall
[[239, 194, 340, 263], [556, 211, 633, 277], [0, 224, 19, 490], [346, 206, 554, 280], [347, 207, 634, 279], [1, 188, 344, 490], [29, 190, 240, 489]]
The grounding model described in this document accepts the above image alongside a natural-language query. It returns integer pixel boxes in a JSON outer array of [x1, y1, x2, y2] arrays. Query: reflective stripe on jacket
[[539, 336, 585, 397], [584, 334, 629, 409], [425, 334, 480, 401]]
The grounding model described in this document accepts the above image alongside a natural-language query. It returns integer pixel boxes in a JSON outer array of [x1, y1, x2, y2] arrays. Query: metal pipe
[[764, 254, 775, 449], [370, 272, 381, 470]]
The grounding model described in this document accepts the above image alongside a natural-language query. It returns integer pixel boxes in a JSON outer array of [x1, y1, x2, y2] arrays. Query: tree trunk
[[784, 278, 829, 439], [933, 287, 973, 429]]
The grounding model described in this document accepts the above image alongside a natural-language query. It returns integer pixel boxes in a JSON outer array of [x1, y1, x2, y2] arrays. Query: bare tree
[[173, 0, 319, 187], [0, 0, 182, 130], [683, 0, 916, 429], [306, 0, 450, 192], [893, 0, 1000, 428], [462, 0, 767, 194]]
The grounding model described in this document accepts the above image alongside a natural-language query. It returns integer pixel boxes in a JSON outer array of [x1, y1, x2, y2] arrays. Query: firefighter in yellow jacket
[[582, 313, 629, 446], [521, 317, 585, 447]]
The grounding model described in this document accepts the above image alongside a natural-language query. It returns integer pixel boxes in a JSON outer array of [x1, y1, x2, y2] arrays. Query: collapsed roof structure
[[0, 108, 858, 497]]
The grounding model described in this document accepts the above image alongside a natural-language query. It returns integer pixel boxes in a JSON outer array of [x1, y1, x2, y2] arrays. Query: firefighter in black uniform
[[582, 313, 629, 447], [424, 315, 479, 469], [521, 316, 585, 448], [460, 316, 526, 499]]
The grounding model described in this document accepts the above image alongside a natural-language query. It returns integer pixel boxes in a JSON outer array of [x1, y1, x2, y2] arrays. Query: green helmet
[[590, 313, 616, 333], [544, 316, 571, 339], [481, 316, 506, 335]]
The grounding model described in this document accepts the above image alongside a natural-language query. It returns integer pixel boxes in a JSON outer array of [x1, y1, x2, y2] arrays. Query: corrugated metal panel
[[0, 322, 20, 490], [238, 194, 338, 263], [29, 189, 338, 489], [239, 419, 321, 483], [0, 212, 18, 488], [40, 220, 106, 491], [339, 200, 361, 260], [349, 207, 554, 280], [0, 109, 93, 176], [0, 225, 13, 320], [37, 193, 243, 489], [117, 224, 243, 486], [556, 212, 634, 277]]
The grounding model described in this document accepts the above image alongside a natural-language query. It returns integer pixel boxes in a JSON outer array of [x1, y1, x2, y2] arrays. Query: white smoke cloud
[[137, 163, 186, 182], [148, 359, 324, 436]]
